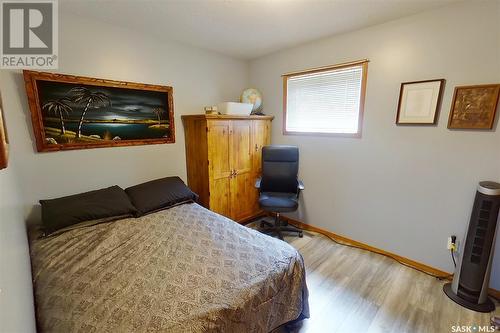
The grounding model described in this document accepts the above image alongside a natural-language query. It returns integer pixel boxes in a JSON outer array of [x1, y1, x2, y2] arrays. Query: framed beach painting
[[448, 84, 500, 129], [396, 79, 445, 125], [24, 71, 175, 152], [0, 92, 9, 169]]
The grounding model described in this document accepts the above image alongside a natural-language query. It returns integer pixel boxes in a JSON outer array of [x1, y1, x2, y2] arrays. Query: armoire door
[[251, 120, 271, 213], [252, 120, 271, 174], [207, 120, 232, 218], [230, 120, 254, 221]]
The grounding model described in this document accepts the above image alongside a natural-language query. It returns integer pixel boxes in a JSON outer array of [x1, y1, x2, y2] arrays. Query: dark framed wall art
[[24, 71, 175, 152], [396, 79, 445, 125]]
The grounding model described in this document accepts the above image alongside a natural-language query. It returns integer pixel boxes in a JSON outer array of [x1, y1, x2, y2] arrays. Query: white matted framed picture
[[396, 79, 445, 125]]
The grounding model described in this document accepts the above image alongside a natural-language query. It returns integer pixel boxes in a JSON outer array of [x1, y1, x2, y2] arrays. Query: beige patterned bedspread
[[30, 202, 309, 333]]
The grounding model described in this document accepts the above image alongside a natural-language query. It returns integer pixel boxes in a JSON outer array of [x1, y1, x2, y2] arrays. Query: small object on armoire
[[241, 88, 263, 114], [218, 102, 252, 116], [204, 106, 219, 115]]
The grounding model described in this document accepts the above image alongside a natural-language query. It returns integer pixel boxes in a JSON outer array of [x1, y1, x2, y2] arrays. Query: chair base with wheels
[[259, 213, 303, 240]]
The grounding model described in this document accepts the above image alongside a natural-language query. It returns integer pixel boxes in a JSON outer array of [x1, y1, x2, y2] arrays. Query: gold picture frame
[[0, 92, 9, 169], [448, 84, 500, 129]]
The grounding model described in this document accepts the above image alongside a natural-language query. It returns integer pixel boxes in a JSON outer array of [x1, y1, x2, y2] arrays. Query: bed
[[30, 200, 309, 332]]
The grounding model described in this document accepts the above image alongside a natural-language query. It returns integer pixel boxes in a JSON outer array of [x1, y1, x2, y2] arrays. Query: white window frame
[[282, 59, 368, 137]]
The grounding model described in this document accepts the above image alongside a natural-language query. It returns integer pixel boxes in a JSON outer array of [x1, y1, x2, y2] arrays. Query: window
[[283, 60, 368, 136]]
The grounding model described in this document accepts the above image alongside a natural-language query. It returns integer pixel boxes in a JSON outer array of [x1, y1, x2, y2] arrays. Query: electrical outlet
[[447, 237, 454, 250], [447, 235, 457, 251]]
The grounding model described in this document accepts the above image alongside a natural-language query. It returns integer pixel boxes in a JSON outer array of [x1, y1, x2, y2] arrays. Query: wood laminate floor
[[254, 226, 499, 333]]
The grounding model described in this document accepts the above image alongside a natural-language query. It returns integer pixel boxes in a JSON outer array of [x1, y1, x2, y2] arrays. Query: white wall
[[0, 13, 249, 332], [0, 166, 36, 333], [3, 13, 248, 213], [249, 0, 500, 289]]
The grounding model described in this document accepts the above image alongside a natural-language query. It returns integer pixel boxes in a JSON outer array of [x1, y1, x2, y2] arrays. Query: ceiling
[[60, 0, 459, 60]]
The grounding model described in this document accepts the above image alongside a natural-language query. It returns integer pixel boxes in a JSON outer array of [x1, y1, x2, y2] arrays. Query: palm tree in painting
[[42, 98, 73, 135], [69, 87, 111, 138], [152, 107, 165, 126]]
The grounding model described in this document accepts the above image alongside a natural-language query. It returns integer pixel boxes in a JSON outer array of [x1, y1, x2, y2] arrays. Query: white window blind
[[285, 63, 366, 135]]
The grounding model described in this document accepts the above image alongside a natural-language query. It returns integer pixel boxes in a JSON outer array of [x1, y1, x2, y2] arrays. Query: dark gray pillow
[[40, 185, 137, 235], [125, 176, 198, 216]]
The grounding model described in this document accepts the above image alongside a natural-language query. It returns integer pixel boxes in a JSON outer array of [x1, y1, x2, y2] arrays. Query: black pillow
[[40, 185, 137, 235], [125, 176, 198, 216]]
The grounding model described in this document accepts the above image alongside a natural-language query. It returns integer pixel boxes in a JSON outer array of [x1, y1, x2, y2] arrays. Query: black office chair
[[255, 145, 304, 240]]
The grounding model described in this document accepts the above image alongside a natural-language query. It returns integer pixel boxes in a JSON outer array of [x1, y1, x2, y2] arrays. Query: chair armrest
[[298, 180, 305, 191], [255, 177, 262, 189]]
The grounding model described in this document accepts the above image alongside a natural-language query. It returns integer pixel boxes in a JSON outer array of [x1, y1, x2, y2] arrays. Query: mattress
[[30, 202, 309, 332]]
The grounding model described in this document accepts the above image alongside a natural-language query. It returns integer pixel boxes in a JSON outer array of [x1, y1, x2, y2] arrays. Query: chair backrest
[[260, 145, 299, 193]]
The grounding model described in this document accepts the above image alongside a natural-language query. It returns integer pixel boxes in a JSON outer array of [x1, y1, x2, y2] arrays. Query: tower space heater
[[443, 181, 500, 312]]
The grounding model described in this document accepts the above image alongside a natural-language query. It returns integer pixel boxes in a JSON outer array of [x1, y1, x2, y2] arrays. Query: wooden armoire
[[182, 114, 273, 222]]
